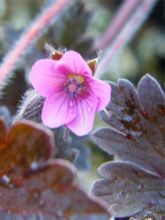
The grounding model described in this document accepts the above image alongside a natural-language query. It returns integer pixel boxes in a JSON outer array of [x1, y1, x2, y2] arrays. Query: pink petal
[[59, 50, 92, 76], [89, 78, 111, 111], [67, 96, 97, 136], [29, 59, 67, 97], [41, 92, 77, 128], [53, 61, 71, 76]]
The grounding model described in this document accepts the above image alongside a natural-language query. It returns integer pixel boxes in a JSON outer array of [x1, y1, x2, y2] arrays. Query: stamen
[[64, 74, 89, 99]]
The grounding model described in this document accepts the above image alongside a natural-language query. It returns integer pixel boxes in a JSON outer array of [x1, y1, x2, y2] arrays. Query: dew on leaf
[[30, 161, 40, 171], [0, 119, 110, 219], [92, 75, 165, 218]]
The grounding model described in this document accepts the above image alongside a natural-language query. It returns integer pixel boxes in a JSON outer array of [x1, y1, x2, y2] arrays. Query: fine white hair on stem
[[95, 0, 158, 78], [44, 43, 66, 58], [0, 0, 75, 93]]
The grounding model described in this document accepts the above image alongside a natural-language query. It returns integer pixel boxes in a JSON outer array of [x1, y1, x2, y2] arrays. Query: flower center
[[68, 83, 77, 93], [64, 74, 89, 99]]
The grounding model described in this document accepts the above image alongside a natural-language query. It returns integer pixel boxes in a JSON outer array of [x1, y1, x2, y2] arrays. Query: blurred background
[[0, 0, 164, 189]]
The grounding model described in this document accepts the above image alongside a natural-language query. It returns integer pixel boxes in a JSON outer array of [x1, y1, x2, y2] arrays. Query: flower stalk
[[0, 0, 73, 91], [95, 0, 158, 78], [94, 0, 141, 50]]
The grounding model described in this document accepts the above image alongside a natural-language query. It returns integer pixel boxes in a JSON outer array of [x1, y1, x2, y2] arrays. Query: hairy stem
[[95, 0, 141, 50], [0, 0, 73, 90], [95, 0, 158, 78]]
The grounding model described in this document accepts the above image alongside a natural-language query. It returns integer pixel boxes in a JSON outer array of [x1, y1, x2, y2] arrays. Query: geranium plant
[[0, 0, 164, 220]]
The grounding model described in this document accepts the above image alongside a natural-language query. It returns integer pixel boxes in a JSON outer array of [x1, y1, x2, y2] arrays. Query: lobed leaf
[[92, 74, 165, 218], [0, 159, 110, 219], [0, 119, 110, 219], [0, 119, 54, 177], [92, 161, 164, 217]]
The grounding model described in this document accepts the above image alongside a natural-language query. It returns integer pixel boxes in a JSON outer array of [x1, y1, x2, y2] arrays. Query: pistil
[[64, 74, 89, 99]]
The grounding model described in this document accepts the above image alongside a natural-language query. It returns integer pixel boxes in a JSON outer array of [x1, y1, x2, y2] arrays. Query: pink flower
[[29, 50, 111, 136]]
